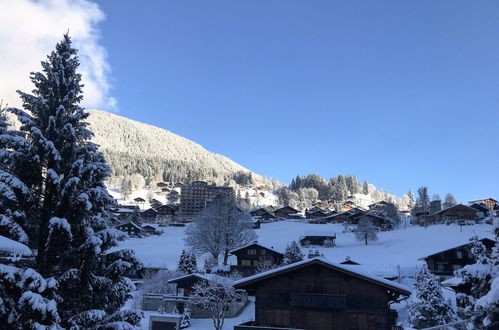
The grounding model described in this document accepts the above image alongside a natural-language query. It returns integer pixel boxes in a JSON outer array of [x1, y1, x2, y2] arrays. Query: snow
[[117, 220, 495, 284], [230, 242, 283, 254], [0, 234, 32, 256]]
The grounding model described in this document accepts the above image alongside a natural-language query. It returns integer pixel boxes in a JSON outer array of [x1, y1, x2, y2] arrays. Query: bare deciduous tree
[[185, 196, 257, 265], [355, 218, 378, 245], [188, 276, 239, 330]]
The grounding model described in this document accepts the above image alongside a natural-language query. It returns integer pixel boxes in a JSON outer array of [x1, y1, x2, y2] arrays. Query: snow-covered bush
[[283, 240, 304, 264]]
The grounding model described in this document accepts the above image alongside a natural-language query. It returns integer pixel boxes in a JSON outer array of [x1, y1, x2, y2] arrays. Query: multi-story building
[[180, 181, 234, 220]]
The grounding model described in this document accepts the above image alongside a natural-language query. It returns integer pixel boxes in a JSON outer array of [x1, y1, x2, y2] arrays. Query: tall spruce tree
[[408, 262, 456, 329], [4, 34, 141, 328]]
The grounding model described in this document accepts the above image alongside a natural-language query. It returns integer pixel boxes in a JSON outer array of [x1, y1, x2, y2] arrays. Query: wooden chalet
[[468, 198, 497, 210], [421, 238, 496, 279], [300, 231, 336, 247], [156, 204, 176, 217], [433, 204, 478, 223], [273, 206, 299, 218], [469, 203, 491, 218], [340, 256, 361, 265], [233, 258, 410, 330], [140, 208, 158, 219], [306, 209, 329, 219], [230, 242, 284, 276], [325, 211, 353, 223], [368, 201, 389, 211], [150, 198, 163, 205], [357, 213, 391, 230], [250, 207, 273, 217], [111, 205, 140, 220], [116, 221, 142, 237], [141, 224, 160, 236], [133, 197, 146, 203]]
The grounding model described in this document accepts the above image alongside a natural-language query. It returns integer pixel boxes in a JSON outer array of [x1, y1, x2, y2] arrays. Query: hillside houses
[[230, 242, 284, 276]]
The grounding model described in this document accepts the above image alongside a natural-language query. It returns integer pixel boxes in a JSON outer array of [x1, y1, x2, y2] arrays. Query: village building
[[230, 242, 284, 276], [141, 224, 161, 236], [180, 181, 234, 220], [468, 198, 497, 211], [300, 231, 336, 247], [115, 221, 142, 237], [469, 203, 491, 218], [141, 208, 158, 220], [111, 204, 140, 220], [233, 257, 410, 330], [305, 209, 329, 219], [133, 197, 146, 204], [432, 204, 479, 224], [273, 206, 300, 218], [367, 201, 390, 211], [420, 238, 496, 279]]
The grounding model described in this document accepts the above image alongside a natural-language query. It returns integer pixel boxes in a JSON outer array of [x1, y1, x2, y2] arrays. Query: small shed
[[300, 231, 336, 247]]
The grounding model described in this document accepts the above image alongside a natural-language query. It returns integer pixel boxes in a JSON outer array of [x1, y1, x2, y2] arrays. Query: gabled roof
[[274, 206, 299, 213], [419, 238, 496, 260], [234, 257, 410, 295], [434, 203, 478, 215], [230, 242, 283, 255], [300, 231, 336, 238], [116, 221, 142, 231], [167, 273, 229, 284]]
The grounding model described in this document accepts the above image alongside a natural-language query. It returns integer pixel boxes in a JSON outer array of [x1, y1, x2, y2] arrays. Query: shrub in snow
[[256, 255, 278, 273], [2, 34, 142, 328], [283, 240, 304, 264], [185, 195, 256, 266], [408, 262, 456, 329], [355, 218, 378, 245], [323, 238, 334, 247]]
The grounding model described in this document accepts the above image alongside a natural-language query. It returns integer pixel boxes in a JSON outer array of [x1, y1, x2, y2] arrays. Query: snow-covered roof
[[441, 277, 465, 287], [0, 235, 32, 256], [167, 273, 230, 284], [230, 242, 283, 255], [234, 257, 411, 295], [116, 221, 142, 231], [419, 237, 495, 260], [300, 231, 336, 238]]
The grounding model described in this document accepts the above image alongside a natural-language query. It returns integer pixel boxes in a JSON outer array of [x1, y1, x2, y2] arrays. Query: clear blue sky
[[93, 0, 498, 202]]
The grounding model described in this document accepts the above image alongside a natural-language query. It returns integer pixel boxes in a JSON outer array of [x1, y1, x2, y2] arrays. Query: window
[[453, 265, 461, 271], [456, 251, 463, 259], [241, 259, 252, 266], [247, 249, 257, 255], [437, 264, 445, 271]]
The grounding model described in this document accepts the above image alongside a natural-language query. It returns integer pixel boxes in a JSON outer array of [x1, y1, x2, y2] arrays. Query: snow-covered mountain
[[86, 110, 268, 186]]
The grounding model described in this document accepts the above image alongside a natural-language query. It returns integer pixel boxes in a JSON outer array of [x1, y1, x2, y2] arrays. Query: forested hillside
[[86, 110, 272, 187]]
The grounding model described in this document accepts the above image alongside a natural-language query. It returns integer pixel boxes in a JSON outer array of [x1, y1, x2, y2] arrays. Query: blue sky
[[92, 0, 498, 201]]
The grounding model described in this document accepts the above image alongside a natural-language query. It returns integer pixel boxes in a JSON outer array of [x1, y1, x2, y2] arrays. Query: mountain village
[[1, 5, 498, 330]]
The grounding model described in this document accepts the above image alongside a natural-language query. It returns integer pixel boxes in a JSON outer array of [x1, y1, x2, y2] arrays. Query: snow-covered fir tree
[[408, 262, 456, 329], [3, 34, 142, 328], [178, 250, 197, 274], [283, 240, 304, 264], [453, 237, 499, 329], [179, 307, 191, 328]]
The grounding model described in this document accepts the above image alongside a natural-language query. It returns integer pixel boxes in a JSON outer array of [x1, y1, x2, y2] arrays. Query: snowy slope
[[86, 110, 267, 184]]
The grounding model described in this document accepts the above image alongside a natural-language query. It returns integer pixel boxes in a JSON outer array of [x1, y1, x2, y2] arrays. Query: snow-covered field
[[118, 220, 496, 329]]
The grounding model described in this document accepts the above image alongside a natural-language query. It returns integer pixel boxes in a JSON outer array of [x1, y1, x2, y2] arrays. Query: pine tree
[[362, 180, 369, 195], [5, 34, 141, 328], [179, 307, 191, 328], [408, 262, 456, 329], [283, 241, 304, 264], [407, 189, 415, 210], [178, 250, 197, 274]]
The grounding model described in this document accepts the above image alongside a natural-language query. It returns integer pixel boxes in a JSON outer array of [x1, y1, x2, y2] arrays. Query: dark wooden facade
[[156, 205, 176, 216], [433, 204, 478, 223], [141, 208, 158, 219], [299, 233, 336, 247], [116, 222, 142, 237], [231, 243, 284, 276], [234, 258, 410, 330], [274, 206, 299, 218], [422, 238, 496, 278]]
